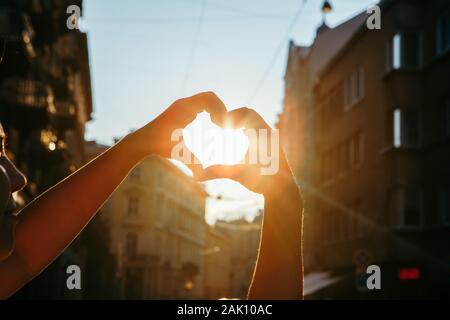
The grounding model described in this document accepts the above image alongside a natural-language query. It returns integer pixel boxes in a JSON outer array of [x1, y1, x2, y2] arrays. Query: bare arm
[[248, 172, 303, 299], [0, 92, 227, 298], [0, 133, 143, 298]]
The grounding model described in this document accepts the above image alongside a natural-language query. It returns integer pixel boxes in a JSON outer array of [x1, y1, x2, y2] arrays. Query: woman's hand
[[193, 107, 297, 196], [127, 91, 228, 162]]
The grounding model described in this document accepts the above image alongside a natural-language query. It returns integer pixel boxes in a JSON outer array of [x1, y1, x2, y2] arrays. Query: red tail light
[[399, 268, 420, 280]]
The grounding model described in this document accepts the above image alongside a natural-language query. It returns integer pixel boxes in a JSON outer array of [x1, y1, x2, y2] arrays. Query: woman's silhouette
[[0, 92, 303, 299]]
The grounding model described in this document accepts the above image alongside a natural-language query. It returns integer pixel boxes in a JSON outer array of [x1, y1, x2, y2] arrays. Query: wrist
[[120, 126, 153, 163], [262, 159, 302, 206], [263, 172, 298, 198], [263, 179, 303, 216]]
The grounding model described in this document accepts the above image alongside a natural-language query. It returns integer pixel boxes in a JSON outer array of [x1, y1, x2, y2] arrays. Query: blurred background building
[[100, 155, 208, 299], [280, 0, 450, 298], [0, 0, 101, 299], [203, 224, 232, 299], [215, 217, 262, 299]]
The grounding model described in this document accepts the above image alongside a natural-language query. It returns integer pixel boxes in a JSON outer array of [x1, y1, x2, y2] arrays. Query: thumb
[[0, 165, 11, 214], [173, 137, 204, 176], [180, 143, 205, 179], [186, 160, 204, 181]]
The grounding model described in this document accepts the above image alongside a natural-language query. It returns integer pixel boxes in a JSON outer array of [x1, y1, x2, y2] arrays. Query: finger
[[224, 107, 271, 130], [177, 91, 227, 126], [197, 164, 244, 182], [175, 138, 204, 176], [185, 153, 204, 179], [225, 108, 273, 160]]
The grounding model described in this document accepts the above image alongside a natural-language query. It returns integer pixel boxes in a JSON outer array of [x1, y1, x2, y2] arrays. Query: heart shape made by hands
[[182, 112, 249, 168]]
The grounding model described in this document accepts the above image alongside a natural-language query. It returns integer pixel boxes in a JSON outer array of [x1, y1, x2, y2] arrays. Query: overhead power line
[[85, 14, 288, 25], [246, 0, 308, 105], [180, 0, 206, 96], [180, 0, 290, 19]]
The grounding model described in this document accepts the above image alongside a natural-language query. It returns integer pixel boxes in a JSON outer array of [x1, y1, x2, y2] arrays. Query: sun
[[183, 112, 249, 168], [220, 127, 249, 165]]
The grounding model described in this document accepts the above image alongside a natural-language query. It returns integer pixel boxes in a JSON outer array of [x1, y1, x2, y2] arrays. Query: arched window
[[127, 196, 139, 216]]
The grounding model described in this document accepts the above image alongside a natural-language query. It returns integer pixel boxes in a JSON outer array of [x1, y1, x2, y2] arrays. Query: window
[[322, 211, 331, 245], [339, 142, 350, 173], [320, 83, 344, 125], [126, 233, 138, 257], [341, 214, 350, 241], [320, 97, 331, 127], [0, 10, 11, 34], [436, 12, 450, 56], [326, 212, 349, 243], [393, 33, 402, 69], [440, 186, 450, 225], [155, 171, 163, 185], [403, 189, 423, 227], [394, 109, 401, 147], [346, 214, 354, 241], [396, 188, 423, 228], [321, 151, 332, 182], [393, 108, 420, 147], [352, 216, 359, 240], [331, 212, 339, 243], [344, 67, 364, 111], [321, 132, 364, 183], [330, 148, 338, 178], [446, 99, 450, 137], [350, 203, 361, 239], [344, 77, 351, 110], [357, 132, 364, 164], [127, 196, 139, 216], [357, 218, 366, 239], [356, 67, 364, 101], [354, 203, 367, 238], [389, 32, 421, 69], [403, 32, 421, 67], [350, 131, 364, 167], [124, 267, 143, 299], [156, 196, 165, 223]]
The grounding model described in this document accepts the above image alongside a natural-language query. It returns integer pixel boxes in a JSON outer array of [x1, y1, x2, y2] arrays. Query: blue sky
[[81, 0, 378, 223]]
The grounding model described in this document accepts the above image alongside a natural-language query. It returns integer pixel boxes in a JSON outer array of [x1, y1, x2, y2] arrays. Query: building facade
[[215, 215, 262, 299], [203, 225, 232, 299], [279, 11, 369, 273], [281, 0, 450, 298], [1, 0, 94, 299], [102, 156, 208, 299]]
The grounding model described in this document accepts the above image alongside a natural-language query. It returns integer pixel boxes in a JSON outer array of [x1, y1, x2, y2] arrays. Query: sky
[[81, 0, 378, 223]]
